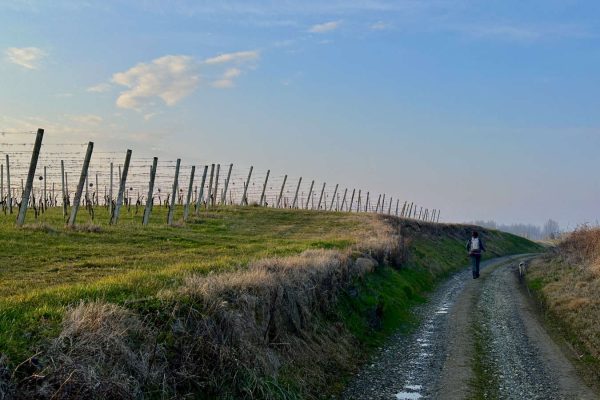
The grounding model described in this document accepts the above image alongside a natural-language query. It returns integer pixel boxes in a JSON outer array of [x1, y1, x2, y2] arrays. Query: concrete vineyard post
[[17, 128, 44, 226], [183, 165, 195, 221], [167, 158, 181, 225], [143, 157, 158, 225], [68, 141, 94, 227], [221, 163, 233, 205], [329, 184, 339, 211], [195, 165, 208, 214], [259, 170, 270, 206], [292, 177, 302, 209], [110, 149, 132, 225], [317, 182, 326, 210], [277, 174, 287, 208], [207, 164, 215, 208], [305, 180, 314, 209], [241, 166, 253, 205]]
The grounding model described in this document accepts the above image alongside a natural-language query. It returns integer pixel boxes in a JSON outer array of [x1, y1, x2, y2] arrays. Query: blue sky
[[1, 0, 599, 228]]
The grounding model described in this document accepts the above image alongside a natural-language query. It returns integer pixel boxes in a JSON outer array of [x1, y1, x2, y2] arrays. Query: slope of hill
[[0, 207, 541, 399], [526, 227, 600, 391]]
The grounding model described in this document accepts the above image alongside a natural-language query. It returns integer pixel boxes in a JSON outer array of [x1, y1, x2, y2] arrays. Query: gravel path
[[341, 256, 597, 400]]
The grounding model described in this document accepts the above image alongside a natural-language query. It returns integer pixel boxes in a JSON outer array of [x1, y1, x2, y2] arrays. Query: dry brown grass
[[529, 227, 600, 361], [26, 302, 165, 399]]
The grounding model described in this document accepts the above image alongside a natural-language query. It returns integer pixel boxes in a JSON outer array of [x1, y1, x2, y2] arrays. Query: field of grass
[[0, 205, 373, 363], [0, 206, 543, 399]]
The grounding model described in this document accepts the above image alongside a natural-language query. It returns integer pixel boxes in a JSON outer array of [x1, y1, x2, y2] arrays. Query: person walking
[[467, 231, 485, 279]]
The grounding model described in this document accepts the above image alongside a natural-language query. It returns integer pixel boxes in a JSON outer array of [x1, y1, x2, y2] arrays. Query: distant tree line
[[472, 219, 560, 240]]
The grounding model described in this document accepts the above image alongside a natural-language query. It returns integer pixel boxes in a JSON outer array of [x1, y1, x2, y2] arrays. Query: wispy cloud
[[309, 20, 341, 33], [5, 47, 46, 69], [203, 50, 259, 65], [111, 55, 200, 110], [454, 23, 593, 43], [370, 21, 391, 31], [212, 68, 242, 89], [68, 114, 103, 125], [87, 83, 112, 93]]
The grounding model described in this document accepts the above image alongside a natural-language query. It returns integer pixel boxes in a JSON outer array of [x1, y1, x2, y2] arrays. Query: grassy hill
[[0, 206, 542, 399]]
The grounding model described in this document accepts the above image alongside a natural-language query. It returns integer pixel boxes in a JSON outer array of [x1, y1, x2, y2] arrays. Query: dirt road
[[342, 256, 597, 400]]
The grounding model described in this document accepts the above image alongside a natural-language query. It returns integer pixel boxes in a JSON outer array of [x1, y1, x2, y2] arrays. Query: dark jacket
[[466, 237, 485, 256]]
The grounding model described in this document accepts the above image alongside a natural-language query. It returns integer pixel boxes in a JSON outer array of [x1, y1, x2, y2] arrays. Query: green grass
[[0, 205, 369, 363]]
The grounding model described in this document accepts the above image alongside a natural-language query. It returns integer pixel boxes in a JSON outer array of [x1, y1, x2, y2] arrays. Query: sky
[[1, 0, 599, 228]]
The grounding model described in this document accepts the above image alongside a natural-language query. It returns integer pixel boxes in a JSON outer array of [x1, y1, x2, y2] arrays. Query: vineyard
[[0, 129, 440, 227]]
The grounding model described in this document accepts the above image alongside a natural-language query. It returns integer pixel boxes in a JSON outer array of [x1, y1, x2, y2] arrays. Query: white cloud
[[5, 47, 46, 69], [203, 50, 260, 65], [111, 55, 199, 110], [68, 114, 103, 125], [87, 83, 112, 93], [212, 68, 242, 89], [308, 20, 341, 33], [370, 21, 391, 31]]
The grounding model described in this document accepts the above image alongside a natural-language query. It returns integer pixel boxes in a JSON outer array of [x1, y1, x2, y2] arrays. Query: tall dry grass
[[529, 227, 600, 362], [19, 214, 401, 399]]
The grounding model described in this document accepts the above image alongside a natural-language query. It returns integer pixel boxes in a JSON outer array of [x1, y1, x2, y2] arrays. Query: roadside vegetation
[[526, 227, 600, 390], [0, 206, 541, 399]]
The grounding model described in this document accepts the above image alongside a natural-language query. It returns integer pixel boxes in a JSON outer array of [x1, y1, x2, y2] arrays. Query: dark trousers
[[471, 254, 481, 278]]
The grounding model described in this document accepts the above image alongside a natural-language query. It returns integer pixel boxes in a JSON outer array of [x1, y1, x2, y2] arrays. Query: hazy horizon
[[1, 1, 598, 228]]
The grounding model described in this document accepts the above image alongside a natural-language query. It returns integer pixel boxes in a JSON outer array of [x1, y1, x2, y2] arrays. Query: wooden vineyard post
[[110, 150, 132, 225], [356, 190, 361, 212], [305, 180, 314, 209], [277, 174, 287, 208], [221, 163, 233, 205], [43, 166, 47, 209], [61, 160, 67, 218], [348, 189, 355, 212], [0, 164, 3, 209], [167, 159, 181, 225], [6, 155, 12, 214], [195, 165, 208, 215], [207, 164, 215, 208], [292, 177, 302, 209], [109, 162, 114, 215], [340, 188, 348, 211], [395, 199, 399, 216], [142, 157, 158, 225], [437, 211, 440, 223], [317, 182, 326, 210], [17, 128, 44, 226], [328, 184, 339, 211], [375, 194, 381, 213], [365, 192, 369, 212], [241, 166, 253, 205], [388, 196, 392, 215], [95, 173, 99, 206], [184, 165, 195, 221], [213, 164, 220, 207], [259, 170, 270, 206], [68, 141, 94, 227]]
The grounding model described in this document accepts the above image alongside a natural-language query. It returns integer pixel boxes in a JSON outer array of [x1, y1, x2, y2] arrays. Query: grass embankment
[[526, 227, 600, 389], [0, 206, 541, 399]]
